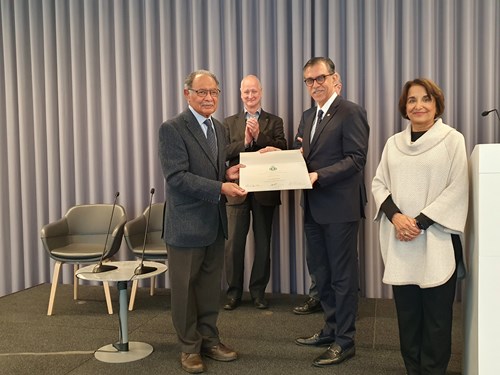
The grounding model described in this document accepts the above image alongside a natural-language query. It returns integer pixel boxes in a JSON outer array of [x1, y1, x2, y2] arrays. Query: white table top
[[76, 260, 167, 282]]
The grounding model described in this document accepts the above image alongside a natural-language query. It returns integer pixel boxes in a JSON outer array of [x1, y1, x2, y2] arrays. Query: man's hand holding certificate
[[239, 149, 312, 192]]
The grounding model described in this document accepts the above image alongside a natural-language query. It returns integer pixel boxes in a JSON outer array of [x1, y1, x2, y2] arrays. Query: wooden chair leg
[[129, 279, 139, 311], [103, 281, 113, 314], [150, 276, 156, 296], [73, 264, 79, 300], [47, 261, 63, 316]]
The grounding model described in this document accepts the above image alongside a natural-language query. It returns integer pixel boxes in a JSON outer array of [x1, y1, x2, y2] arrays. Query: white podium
[[464, 144, 500, 375]]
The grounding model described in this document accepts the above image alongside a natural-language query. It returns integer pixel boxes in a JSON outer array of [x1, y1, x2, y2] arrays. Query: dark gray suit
[[294, 95, 369, 350], [223, 110, 286, 300], [159, 108, 228, 353]]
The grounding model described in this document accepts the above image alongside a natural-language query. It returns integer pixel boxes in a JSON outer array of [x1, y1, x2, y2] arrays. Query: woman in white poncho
[[372, 78, 468, 375]]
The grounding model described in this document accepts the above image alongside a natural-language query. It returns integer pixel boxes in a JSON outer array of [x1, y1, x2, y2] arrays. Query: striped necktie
[[204, 118, 218, 159]]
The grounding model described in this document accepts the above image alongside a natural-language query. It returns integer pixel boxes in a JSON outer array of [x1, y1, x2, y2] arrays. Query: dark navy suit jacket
[[294, 96, 369, 223]]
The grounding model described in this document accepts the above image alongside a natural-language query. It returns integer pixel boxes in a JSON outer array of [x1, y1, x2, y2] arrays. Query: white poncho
[[372, 119, 469, 288]]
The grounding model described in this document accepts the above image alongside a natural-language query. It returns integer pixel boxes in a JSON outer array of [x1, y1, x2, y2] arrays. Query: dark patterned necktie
[[310, 109, 323, 141], [204, 118, 218, 159]]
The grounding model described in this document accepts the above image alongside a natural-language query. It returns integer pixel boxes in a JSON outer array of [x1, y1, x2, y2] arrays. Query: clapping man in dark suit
[[293, 58, 369, 367], [159, 70, 247, 374], [222, 75, 287, 310]]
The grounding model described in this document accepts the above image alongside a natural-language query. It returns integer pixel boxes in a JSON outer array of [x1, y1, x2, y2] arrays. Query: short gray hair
[[184, 70, 220, 89]]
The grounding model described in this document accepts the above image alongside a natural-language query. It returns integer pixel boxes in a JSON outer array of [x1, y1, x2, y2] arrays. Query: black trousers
[[304, 214, 359, 349], [392, 238, 462, 375], [393, 234, 462, 375], [225, 193, 275, 300]]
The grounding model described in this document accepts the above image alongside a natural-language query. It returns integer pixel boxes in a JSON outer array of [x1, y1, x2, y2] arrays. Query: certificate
[[239, 149, 312, 192]]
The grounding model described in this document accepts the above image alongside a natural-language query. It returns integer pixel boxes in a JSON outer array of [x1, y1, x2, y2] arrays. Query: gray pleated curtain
[[1, 0, 498, 298]]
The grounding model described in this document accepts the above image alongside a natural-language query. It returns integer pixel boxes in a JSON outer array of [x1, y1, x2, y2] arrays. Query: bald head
[[240, 75, 262, 114]]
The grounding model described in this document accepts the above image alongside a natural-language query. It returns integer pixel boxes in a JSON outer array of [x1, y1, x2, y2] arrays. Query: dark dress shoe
[[223, 298, 241, 310], [253, 297, 268, 309], [201, 343, 238, 362], [295, 332, 335, 347], [293, 297, 322, 315], [312, 343, 355, 367], [181, 352, 206, 373]]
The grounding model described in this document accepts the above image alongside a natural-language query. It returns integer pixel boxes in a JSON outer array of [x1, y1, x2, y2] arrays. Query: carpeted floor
[[0, 284, 463, 374]]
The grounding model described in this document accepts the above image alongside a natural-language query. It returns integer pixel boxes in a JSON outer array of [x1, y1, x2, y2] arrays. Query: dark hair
[[398, 78, 445, 119], [184, 70, 219, 89], [303, 57, 336, 74]]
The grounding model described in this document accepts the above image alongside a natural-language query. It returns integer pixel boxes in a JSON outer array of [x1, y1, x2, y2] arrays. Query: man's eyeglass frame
[[303, 73, 334, 87], [188, 88, 221, 98]]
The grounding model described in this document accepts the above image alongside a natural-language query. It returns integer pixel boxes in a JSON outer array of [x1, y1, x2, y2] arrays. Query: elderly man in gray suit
[[159, 70, 246, 374]]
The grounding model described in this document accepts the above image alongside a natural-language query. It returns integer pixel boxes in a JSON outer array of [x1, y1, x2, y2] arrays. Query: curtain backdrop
[[1, 0, 498, 298]]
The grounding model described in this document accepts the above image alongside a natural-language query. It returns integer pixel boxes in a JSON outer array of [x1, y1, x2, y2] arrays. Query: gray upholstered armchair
[[41, 204, 127, 315], [124, 202, 167, 310]]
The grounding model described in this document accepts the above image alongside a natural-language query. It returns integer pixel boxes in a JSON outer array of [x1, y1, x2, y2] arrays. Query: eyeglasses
[[303, 73, 334, 87], [188, 88, 221, 98]]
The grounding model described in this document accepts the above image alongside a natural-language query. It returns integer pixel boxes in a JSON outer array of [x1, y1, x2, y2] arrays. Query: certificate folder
[[239, 149, 312, 192]]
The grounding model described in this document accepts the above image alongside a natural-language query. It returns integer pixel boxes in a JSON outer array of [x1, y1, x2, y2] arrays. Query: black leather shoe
[[295, 332, 335, 347], [293, 297, 322, 315], [312, 343, 355, 366], [223, 298, 241, 310], [253, 297, 268, 309]]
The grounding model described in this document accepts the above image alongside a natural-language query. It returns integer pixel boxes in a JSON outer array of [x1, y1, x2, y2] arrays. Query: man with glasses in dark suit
[[293, 58, 369, 367], [159, 70, 246, 374], [293, 75, 343, 316]]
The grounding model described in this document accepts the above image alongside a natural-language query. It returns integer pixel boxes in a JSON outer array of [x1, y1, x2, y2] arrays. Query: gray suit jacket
[[223, 109, 287, 206], [293, 96, 370, 223], [159, 109, 228, 247]]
